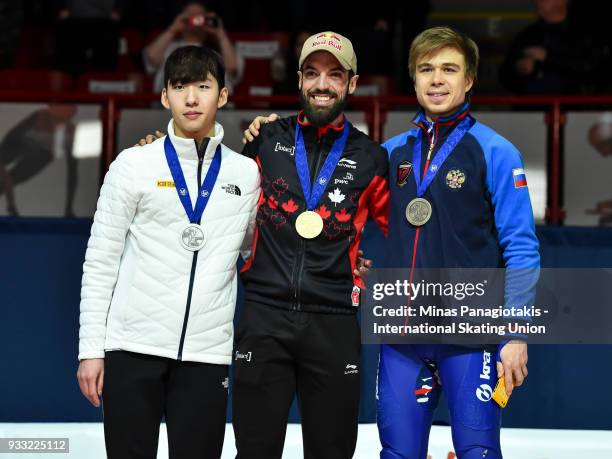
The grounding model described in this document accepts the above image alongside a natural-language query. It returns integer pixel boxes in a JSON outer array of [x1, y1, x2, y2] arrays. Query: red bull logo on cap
[[317, 32, 341, 41], [312, 33, 343, 51], [300, 31, 356, 73]]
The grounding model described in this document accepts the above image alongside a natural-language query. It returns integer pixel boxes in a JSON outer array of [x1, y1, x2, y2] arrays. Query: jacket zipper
[[291, 134, 325, 311], [177, 141, 205, 360], [404, 122, 437, 330]]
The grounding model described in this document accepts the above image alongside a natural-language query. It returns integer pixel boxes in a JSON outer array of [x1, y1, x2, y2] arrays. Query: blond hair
[[408, 27, 479, 82]]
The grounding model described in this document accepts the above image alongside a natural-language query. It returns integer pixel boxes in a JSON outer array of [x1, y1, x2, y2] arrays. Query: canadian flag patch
[[351, 285, 360, 307]]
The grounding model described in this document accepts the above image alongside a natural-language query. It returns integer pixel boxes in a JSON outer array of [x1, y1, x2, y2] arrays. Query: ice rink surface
[[1, 423, 611, 458]]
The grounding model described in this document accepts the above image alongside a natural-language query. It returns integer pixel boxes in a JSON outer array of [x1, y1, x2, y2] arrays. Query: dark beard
[[299, 90, 349, 127]]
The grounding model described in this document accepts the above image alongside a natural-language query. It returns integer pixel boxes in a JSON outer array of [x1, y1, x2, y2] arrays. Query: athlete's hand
[[135, 130, 165, 146], [242, 113, 279, 144], [497, 340, 528, 396], [77, 358, 104, 407], [354, 250, 373, 281]]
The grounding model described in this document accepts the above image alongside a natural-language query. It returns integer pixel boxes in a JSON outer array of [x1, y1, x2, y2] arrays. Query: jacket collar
[[297, 110, 345, 139], [166, 119, 224, 162], [413, 101, 470, 126], [412, 102, 471, 143]]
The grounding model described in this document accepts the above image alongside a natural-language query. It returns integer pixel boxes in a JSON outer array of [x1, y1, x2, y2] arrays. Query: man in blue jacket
[[379, 27, 540, 459]]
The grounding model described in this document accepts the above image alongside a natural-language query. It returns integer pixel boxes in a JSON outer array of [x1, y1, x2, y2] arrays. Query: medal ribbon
[[295, 118, 349, 210], [164, 136, 222, 223], [412, 116, 472, 197]]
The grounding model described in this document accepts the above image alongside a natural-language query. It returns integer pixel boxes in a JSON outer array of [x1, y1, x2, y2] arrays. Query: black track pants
[[103, 351, 229, 459], [232, 303, 361, 459]]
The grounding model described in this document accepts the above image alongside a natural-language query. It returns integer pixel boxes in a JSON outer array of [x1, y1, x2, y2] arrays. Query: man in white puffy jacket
[[76, 45, 260, 459]]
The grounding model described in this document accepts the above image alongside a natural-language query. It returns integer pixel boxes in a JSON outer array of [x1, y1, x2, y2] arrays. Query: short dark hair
[[163, 45, 226, 90]]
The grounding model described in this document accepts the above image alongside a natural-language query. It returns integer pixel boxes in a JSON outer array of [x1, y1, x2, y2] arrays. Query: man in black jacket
[[233, 31, 389, 459]]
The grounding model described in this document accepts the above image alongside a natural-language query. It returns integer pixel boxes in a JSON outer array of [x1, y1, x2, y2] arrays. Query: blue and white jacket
[[383, 103, 540, 330]]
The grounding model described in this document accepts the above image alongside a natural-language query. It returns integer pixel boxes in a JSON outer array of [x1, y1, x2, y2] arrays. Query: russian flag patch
[[512, 168, 528, 188]]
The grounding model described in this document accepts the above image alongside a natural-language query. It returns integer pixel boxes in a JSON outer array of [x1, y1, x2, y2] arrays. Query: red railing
[[2, 91, 611, 224]]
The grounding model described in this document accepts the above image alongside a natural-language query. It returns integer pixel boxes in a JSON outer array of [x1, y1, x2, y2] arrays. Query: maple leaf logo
[[271, 177, 289, 196], [281, 199, 299, 213], [323, 221, 342, 239], [268, 195, 278, 209], [270, 211, 287, 229], [315, 204, 331, 220], [328, 188, 345, 207], [335, 208, 351, 223], [341, 223, 354, 237], [257, 205, 271, 224]]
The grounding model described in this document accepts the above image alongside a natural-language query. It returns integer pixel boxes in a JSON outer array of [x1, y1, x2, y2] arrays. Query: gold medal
[[405, 198, 432, 226], [295, 211, 324, 239], [180, 223, 206, 251]]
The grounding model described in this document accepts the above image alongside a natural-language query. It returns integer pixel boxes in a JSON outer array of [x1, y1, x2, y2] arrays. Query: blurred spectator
[[57, 0, 121, 21], [143, 1, 243, 94], [271, 30, 310, 95], [56, 0, 123, 76], [0, 1, 24, 68], [343, 2, 429, 93], [587, 122, 612, 226], [271, 2, 429, 95], [352, 10, 395, 78], [499, 0, 610, 94], [393, 2, 430, 94], [0, 105, 77, 217]]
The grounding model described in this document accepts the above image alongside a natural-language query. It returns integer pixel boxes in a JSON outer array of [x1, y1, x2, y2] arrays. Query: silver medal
[[180, 223, 206, 251], [405, 198, 432, 226]]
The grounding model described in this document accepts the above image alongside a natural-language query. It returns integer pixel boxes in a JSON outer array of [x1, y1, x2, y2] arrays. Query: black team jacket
[[241, 112, 389, 314]]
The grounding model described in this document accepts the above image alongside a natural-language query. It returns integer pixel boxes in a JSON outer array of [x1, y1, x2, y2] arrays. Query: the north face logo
[[222, 184, 242, 196]]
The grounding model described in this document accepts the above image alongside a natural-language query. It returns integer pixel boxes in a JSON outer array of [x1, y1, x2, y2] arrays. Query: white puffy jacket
[[78, 120, 260, 364]]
